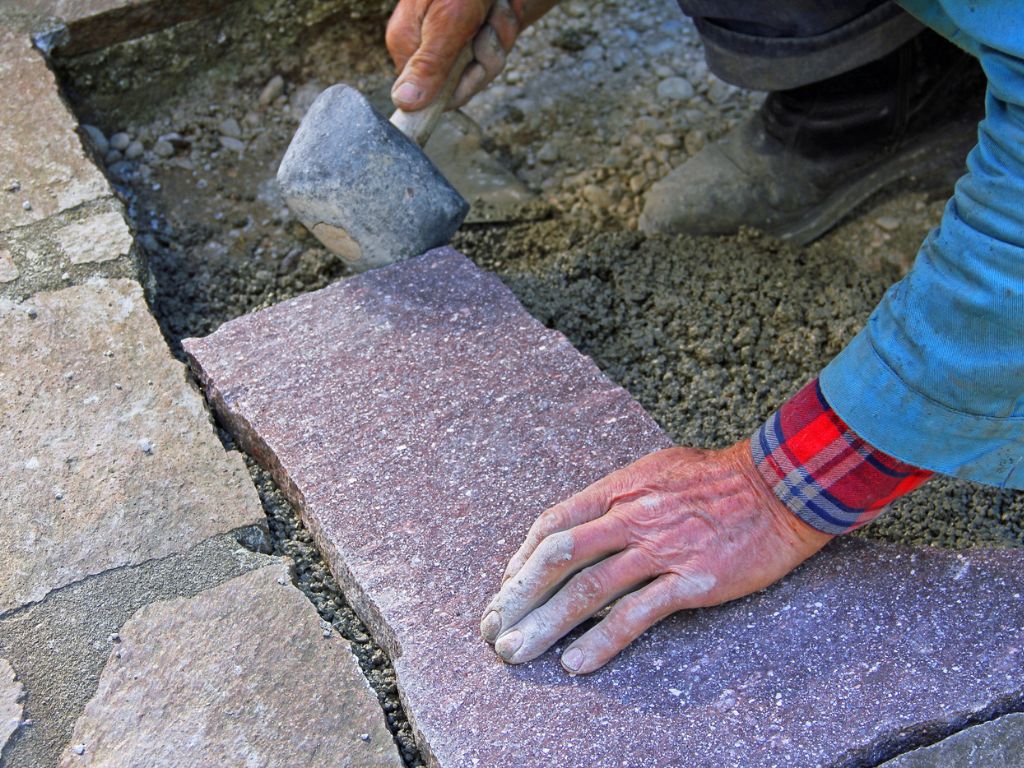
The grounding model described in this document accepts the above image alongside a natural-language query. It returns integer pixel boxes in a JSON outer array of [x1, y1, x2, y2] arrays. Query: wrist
[[731, 439, 834, 557], [751, 378, 932, 536]]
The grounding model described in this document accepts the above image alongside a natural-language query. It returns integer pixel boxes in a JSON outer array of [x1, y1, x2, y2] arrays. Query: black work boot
[[639, 31, 984, 244]]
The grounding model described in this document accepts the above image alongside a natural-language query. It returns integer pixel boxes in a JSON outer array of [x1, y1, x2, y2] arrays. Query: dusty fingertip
[[494, 629, 523, 662], [480, 610, 501, 643], [561, 646, 585, 674]]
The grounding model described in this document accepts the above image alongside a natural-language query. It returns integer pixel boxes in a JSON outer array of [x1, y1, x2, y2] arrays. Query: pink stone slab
[[184, 248, 1024, 768]]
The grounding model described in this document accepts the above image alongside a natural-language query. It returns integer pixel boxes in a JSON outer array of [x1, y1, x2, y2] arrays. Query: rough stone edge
[[860, 704, 1024, 768], [183, 334, 477, 768], [874, 711, 1024, 767]]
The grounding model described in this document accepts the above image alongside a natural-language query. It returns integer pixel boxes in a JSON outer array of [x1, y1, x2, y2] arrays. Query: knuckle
[[571, 566, 608, 602], [536, 531, 574, 566], [612, 591, 649, 626], [667, 569, 717, 601]]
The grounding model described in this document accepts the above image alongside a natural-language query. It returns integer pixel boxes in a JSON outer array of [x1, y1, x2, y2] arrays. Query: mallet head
[[277, 84, 469, 272]]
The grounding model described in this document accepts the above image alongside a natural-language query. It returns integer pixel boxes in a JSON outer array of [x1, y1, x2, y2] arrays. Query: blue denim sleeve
[[820, 1, 1024, 488]]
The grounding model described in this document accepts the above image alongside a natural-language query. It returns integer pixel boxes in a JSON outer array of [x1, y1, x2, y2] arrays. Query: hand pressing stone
[[480, 440, 833, 674]]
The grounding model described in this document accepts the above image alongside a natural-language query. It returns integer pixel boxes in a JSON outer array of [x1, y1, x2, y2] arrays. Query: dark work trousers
[[675, 1, 924, 90]]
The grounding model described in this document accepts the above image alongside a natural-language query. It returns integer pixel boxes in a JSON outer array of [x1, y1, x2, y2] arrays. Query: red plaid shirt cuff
[[750, 379, 932, 535]]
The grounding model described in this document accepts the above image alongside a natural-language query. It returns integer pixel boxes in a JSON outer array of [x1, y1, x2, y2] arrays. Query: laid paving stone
[[0, 248, 18, 282], [0, 658, 23, 753], [0, 534, 273, 768], [0, 278, 261, 612], [879, 713, 1024, 767], [58, 562, 402, 768], [0, 26, 110, 231], [54, 209, 132, 265], [185, 249, 1024, 768], [18, 0, 239, 57]]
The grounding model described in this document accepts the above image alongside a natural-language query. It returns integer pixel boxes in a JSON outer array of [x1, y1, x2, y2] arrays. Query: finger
[[384, 1, 422, 73], [451, 0, 519, 107], [391, 3, 488, 111], [502, 473, 627, 585], [493, 549, 655, 664], [560, 571, 718, 675], [485, 0, 519, 50], [482, 514, 629, 642], [450, 62, 488, 109]]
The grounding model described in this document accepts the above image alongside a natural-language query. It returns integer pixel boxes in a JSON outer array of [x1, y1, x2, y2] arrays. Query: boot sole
[[768, 120, 978, 246]]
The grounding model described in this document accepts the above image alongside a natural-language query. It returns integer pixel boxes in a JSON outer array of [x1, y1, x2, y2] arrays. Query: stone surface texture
[[879, 713, 1024, 767], [0, 27, 110, 231], [184, 248, 1024, 767], [0, 278, 261, 612], [0, 658, 23, 753], [0, 249, 18, 282], [54, 209, 132, 264], [58, 563, 402, 768]]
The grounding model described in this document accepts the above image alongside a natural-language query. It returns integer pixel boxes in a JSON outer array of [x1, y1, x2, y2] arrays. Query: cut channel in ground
[[49, 0, 1024, 764]]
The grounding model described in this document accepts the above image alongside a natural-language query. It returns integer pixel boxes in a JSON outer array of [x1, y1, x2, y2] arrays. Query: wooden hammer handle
[[389, 46, 474, 148]]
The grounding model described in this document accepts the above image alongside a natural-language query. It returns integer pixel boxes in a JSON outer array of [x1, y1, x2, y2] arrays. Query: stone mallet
[[277, 49, 473, 272]]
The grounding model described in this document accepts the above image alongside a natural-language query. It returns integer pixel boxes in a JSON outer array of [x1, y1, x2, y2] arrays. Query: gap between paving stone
[[185, 249, 1024, 768], [876, 712, 1024, 767]]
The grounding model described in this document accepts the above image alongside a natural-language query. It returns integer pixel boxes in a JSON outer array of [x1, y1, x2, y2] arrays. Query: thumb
[[390, 2, 488, 111]]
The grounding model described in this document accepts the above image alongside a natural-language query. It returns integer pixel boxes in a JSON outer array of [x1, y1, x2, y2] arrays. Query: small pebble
[[80, 124, 108, 155], [219, 136, 246, 153], [104, 149, 123, 165], [109, 132, 131, 151], [656, 77, 695, 101], [219, 117, 242, 139], [124, 141, 144, 160], [581, 184, 613, 209], [26, 307, 38, 319], [876, 215, 901, 231], [138, 438, 154, 455], [7, 180, 20, 193], [71, 744, 85, 756], [259, 75, 285, 107], [21, 201, 31, 211], [684, 129, 706, 156], [359, 733, 371, 742], [108, 632, 120, 643], [655, 133, 681, 148], [153, 140, 175, 158], [537, 142, 559, 163]]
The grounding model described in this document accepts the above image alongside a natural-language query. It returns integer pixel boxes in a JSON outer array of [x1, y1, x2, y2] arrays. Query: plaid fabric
[[751, 379, 932, 535]]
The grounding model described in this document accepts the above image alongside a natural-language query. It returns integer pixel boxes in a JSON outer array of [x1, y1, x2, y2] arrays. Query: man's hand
[[386, 0, 557, 112], [480, 440, 833, 674]]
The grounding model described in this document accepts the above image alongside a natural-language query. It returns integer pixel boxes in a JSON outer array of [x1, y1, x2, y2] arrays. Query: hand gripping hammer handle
[[389, 46, 474, 148]]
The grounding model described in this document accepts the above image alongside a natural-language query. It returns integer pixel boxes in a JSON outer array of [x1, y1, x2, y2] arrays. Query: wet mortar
[[49, 0, 1022, 764]]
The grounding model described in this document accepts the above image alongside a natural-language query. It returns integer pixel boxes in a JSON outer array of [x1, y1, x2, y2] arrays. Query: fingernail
[[561, 647, 584, 673], [392, 81, 421, 106], [494, 630, 523, 661], [480, 611, 501, 643]]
